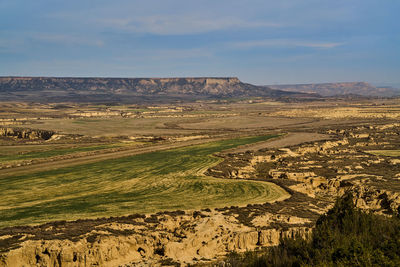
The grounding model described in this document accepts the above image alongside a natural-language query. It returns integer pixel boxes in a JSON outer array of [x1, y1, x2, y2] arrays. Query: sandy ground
[[178, 116, 315, 130], [226, 132, 333, 153]]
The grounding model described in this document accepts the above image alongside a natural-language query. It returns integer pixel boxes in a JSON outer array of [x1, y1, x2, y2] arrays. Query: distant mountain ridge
[[268, 82, 400, 97], [0, 76, 307, 103]]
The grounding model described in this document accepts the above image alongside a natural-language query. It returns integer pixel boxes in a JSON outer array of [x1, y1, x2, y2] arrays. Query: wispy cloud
[[231, 39, 344, 49], [0, 37, 28, 53], [99, 15, 281, 35], [32, 33, 104, 47], [0, 40, 16, 52], [112, 47, 214, 63]]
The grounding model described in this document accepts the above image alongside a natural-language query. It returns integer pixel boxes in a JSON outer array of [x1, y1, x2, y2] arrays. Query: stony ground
[[1, 100, 400, 266]]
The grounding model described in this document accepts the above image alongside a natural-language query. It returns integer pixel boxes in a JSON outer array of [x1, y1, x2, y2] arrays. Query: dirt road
[[226, 132, 333, 153]]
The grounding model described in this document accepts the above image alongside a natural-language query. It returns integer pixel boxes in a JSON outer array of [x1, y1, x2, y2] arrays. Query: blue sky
[[0, 0, 399, 85]]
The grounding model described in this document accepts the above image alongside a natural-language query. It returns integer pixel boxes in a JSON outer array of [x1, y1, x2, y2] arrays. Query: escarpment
[[0, 77, 309, 102], [268, 82, 400, 97], [0, 210, 312, 266], [0, 77, 241, 95]]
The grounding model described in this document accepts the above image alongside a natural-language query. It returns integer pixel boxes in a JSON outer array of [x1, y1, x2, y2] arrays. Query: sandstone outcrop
[[0, 211, 312, 266], [0, 128, 54, 140]]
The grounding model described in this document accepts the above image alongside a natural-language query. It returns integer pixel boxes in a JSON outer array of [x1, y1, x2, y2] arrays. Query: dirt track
[[226, 132, 333, 153]]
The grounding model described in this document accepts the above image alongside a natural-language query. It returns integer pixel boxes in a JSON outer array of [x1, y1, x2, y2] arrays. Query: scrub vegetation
[[226, 194, 400, 267]]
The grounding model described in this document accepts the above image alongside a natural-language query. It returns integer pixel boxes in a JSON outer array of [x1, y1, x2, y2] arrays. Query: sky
[[0, 0, 399, 85]]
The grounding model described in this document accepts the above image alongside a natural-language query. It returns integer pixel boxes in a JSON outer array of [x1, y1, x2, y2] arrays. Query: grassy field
[[0, 143, 127, 163], [367, 150, 400, 157], [23, 117, 200, 136], [0, 135, 289, 228], [21, 113, 314, 137], [178, 116, 311, 130]]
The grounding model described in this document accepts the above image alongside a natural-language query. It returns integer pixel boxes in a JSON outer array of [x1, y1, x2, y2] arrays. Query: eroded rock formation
[[0, 211, 311, 266], [0, 128, 54, 140], [2, 123, 400, 266]]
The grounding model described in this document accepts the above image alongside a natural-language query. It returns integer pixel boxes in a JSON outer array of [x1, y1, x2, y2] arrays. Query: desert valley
[[0, 77, 399, 266]]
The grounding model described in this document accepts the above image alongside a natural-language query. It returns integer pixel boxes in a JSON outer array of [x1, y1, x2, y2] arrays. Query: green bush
[[228, 193, 400, 267]]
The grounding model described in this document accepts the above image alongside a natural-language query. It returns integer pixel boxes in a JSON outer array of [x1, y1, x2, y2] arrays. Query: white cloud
[[99, 15, 281, 35], [112, 47, 214, 62], [232, 39, 344, 49], [0, 37, 27, 53], [32, 33, 104, 47]]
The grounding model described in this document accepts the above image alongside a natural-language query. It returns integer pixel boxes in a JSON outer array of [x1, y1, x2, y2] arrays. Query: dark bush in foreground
[[226, 193, 400, 267]]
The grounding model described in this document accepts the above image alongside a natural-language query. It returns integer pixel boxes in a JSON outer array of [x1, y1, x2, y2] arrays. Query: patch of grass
[[72, 119, 106, 124], [0, 143, 124, 162], [0, 135, 288, 228], [126, 108, 150, 112], [367, 150, 400, 157], [22, 117, 200, 136]]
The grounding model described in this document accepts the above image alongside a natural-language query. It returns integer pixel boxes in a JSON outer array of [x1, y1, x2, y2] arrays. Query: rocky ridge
[[268, 82, 400, 97], [0, 77, 306, 103], [0, 211, 311, 267]]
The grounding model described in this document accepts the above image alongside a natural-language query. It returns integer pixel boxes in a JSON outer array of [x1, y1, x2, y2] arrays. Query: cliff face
[[0, 77, 239, 94], [0, 77, 301, 102], [0, 211, 311, 267], [268, 82, 400, 97]]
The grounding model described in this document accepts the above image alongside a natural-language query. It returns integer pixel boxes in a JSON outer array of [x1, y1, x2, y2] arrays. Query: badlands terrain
[[0, 78, 400, 266]]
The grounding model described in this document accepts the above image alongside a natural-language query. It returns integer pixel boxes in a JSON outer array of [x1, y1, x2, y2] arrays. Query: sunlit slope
[[0, 135, 289, 228], [367, 150, 400, 157]]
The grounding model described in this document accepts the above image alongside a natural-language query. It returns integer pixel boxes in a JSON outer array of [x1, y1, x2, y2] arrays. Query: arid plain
[[1, 97, 400, 266]]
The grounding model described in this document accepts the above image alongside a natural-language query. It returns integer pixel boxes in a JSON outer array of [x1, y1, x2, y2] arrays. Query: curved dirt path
[[226, 132, 333, 153]]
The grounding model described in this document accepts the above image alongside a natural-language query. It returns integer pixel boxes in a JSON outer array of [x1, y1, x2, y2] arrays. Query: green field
[[0, 135, 289, 228], [0, 143, 126, 163], [367, 150, 400, 157]]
